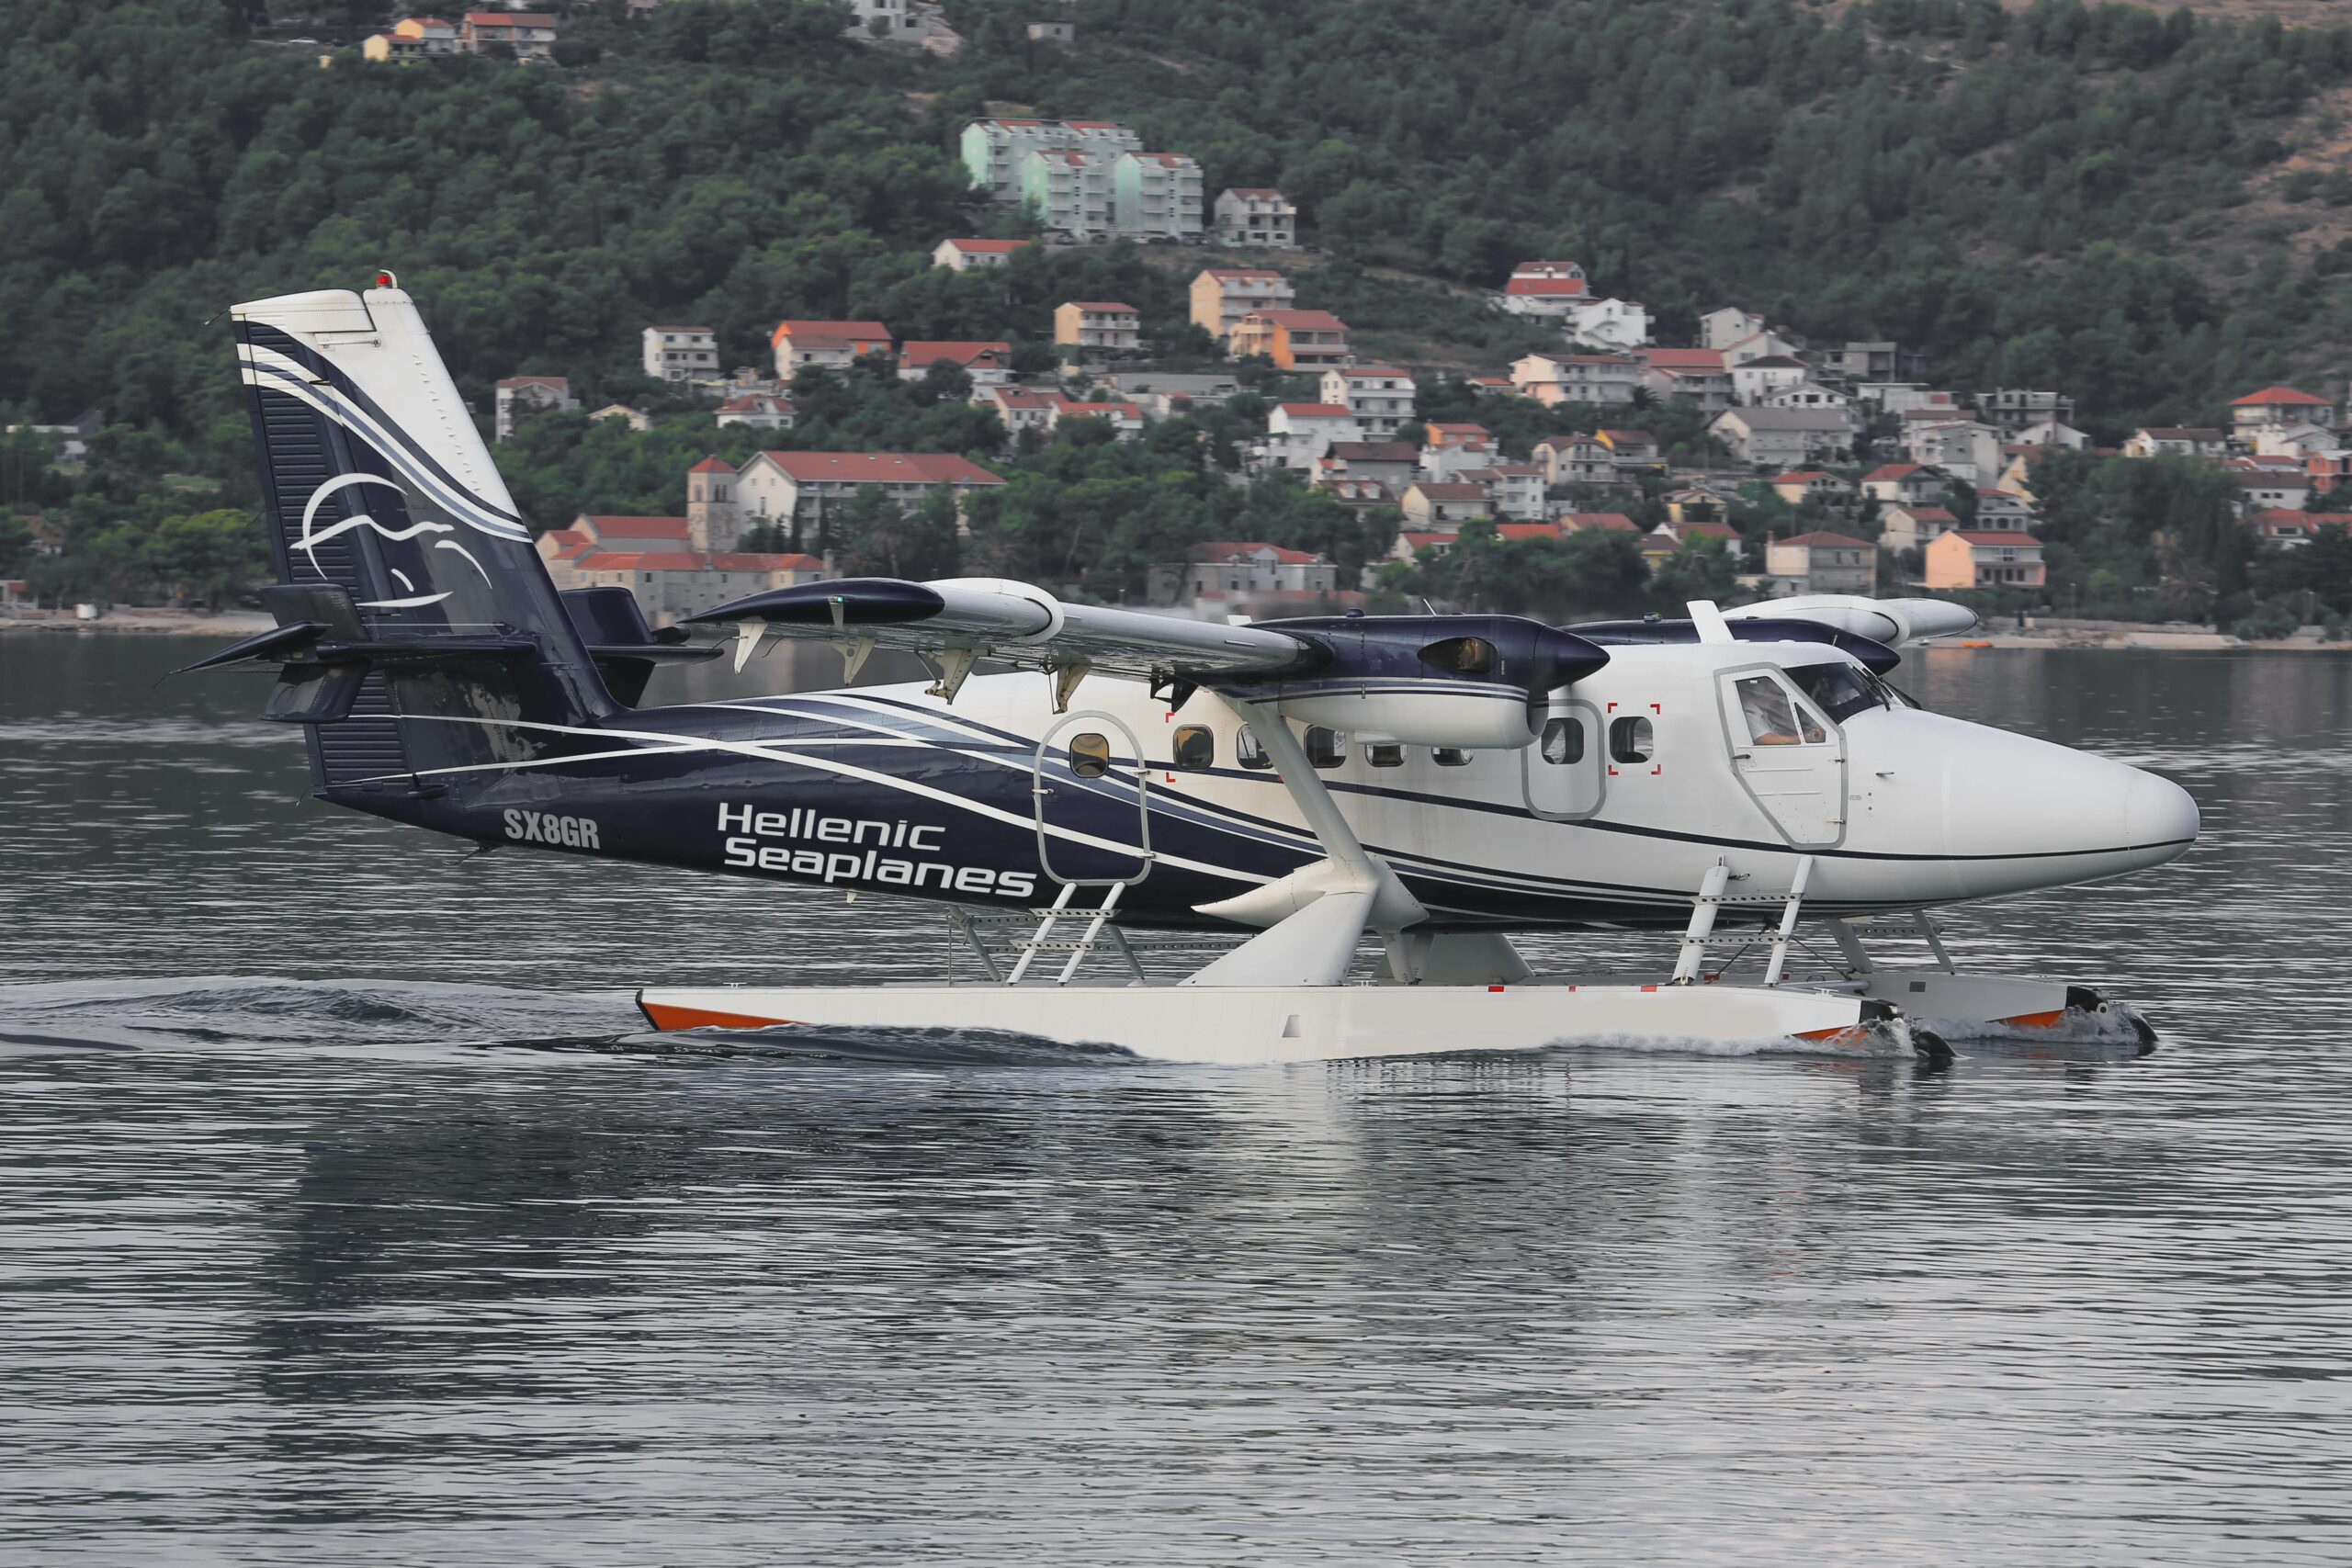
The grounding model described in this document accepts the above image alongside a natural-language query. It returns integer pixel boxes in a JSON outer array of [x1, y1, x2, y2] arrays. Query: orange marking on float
[[640, 1002, 793, 1032]]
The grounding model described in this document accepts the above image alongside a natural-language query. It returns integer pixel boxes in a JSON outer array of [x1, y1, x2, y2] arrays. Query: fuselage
[[336, 639, 2199, 931]]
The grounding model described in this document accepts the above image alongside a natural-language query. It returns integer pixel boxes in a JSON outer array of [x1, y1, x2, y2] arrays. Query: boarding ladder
[[1670, 854, 1815, 987], [943, 886, 1244, 987]]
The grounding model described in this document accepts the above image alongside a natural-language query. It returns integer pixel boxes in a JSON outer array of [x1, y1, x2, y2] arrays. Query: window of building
[[1171, 725, 1215, 772], [1237, 725, 1272, 771], [1068, 732, 1112, 780], [1306, 727, 1345, 768], [1540, 716, 1584, 764], [1363, 741, 1404, 768], [1609, 715, 1655, 764]]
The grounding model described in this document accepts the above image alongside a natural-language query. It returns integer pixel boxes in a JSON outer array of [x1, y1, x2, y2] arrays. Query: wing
[[684, 575, 1321, 700], [1723, 593, 1977, 648]]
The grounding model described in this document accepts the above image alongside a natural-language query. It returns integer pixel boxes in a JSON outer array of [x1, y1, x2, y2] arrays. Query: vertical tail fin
[[232, 276, 617, 794]]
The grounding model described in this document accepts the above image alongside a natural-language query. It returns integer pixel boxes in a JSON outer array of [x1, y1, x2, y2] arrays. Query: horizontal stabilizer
[[685, 575, 1324, 691]]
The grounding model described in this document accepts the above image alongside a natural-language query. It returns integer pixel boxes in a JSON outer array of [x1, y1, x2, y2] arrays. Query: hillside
[[7, 0, 2352, 444]]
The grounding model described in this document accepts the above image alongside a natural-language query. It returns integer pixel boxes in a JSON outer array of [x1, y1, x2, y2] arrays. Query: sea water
[[1, 636, 2347, 1564]]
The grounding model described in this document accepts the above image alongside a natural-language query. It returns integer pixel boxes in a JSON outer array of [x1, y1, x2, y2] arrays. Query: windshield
[[1789, 661, 1882, 724]]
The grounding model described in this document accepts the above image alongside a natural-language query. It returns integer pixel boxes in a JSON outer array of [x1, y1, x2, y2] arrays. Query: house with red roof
[[1497, 261, 1589, 319], [733, 451, 1003, 532], [1636, 347, 1733, 412], [896, 341, 1012, 389], [715, 392, 796, 432], [2244, 508, 2352, 548], [1048, 400, 1146, 442], [458, 10, 557, 58], [770, 320, 892, 377], [1227, 310, 1351, 371], [1765, 531, 1876, 595], [1768, 470, 1852, 506], [931, 238, 1028, 273], [1860, 462, 1943, 505], [1510, 352, 1643, 407], [1880, 504, 1960, 556], [1648, 518, 1745, 564], [534, 508, 830, 626], [2231, 385, 2335, 434], [1556, 512, 1640, 536]]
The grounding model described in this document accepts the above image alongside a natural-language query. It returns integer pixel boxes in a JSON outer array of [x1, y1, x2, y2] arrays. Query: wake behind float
[[187, 276, 2195, 1066]]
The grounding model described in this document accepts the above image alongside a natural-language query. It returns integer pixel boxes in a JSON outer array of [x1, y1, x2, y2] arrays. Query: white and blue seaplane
[[191, 277, 2200, 1065]]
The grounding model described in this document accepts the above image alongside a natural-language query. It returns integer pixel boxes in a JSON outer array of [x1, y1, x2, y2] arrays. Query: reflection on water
[[2, 636, 2350, 1563]]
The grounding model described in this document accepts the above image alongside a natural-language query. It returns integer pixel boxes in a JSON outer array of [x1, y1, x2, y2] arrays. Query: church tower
[[685, 455, 740, 553]]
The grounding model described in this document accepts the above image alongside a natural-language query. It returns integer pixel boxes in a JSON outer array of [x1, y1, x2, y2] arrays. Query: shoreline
[[3, 609, 2346, 654]]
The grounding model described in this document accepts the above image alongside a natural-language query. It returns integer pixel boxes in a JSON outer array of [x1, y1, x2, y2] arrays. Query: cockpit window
[[1736, 675, 1825, 747], [1419, 636, 1498, 675], [1790, 662, 1881, 724]]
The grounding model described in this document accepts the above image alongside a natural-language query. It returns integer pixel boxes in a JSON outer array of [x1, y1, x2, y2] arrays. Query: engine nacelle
[[1217, 615, 1609, 750]]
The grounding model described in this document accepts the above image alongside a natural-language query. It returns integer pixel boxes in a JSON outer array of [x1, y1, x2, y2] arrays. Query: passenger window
[[1306, 727, 1346, 768], [1363, 741, 1404, 768], [1237, 725, 1272, 771], [1609, 716, 1654, 764], [1171, 724, 1215, 771], [1068, 731, 1112, 779], [1734, 676, 1819, 747], [1419, 636, 1497, 674], [1431, 748, 1472, 767], [1540, 716, 1584, 765], [1791, 663, 1878, 724]]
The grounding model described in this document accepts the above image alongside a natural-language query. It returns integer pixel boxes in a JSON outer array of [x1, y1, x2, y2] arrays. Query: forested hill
[[8, 0, 2352, 447]]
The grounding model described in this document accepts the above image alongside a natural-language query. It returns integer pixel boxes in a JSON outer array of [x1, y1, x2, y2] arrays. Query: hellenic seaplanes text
[[718, 803, 1036, 898]]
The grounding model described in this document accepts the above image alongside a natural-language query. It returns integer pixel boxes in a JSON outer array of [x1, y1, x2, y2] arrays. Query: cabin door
[[1033, 712, 1153, 885], [1523, 694, 1605, 819], [1717, 669, 1847, 849]]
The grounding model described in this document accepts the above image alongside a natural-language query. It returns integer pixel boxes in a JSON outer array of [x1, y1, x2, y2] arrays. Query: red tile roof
[[1063, 300, 1137, 312], [1410, 483, 1489, 501], [1778, 530, 1872, 548], [1190, 540, 1324, 564], [581, 515, 689, 539], [1770, 470, 1833, 484], [1494, 522, 1568, 541], [1893, 505, 1957, 523], [688, 456, 737, 474], [1948, 531, 2043, 547], [1251, 310, 1348, 331], [1559, 512, 1638, 532], [1864, 463, 1928, 481], [770, 320, 890, 348], [2232, 385, 2331, 406], [899, 341, 1010, 367], [1639, 348, 1725, 372], [942, 239, 1027, 254], [754, 452, 1001, 484]]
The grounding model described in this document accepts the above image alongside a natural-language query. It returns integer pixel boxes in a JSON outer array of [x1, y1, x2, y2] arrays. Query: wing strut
[[1181, 703, 1428, 988]]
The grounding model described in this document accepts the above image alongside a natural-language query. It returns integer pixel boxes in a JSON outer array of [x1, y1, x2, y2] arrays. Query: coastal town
[[6, 92, 2348, 644], [433, 117, 2343, 635]]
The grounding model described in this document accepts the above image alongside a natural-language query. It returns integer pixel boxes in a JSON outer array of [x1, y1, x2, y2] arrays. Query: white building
[[895, 340, 1012, 389], [846, 0, 920, 37], [1765, 531, 1877, 596], [642, 325, 718, 383], [1319, 366, 1417, 437], [1709, 408, 1851, 468], [1114, 152, 1205, 240], [733, 451, 1004, 531], [769, 320, 892, 377], [1731, 355, 1813, 405], [1151, 541, 1340, 606], [714, 393, 796, 431], [1699, 307, 1768, 351], [1020, 148, 1116, 240], [1904, 420, 2003, 482], [1259, 402, 1363, 470], [1559, 297, 1651, 349], [2122, 426, 2228, 460], [961, 118, 1140, 204], [492, 376, 574, 442], [932, 237, 1027, 272], [1510, 353, 1642, 406], [459, 10, 557, 59], [1215, 188, 1297, 248]]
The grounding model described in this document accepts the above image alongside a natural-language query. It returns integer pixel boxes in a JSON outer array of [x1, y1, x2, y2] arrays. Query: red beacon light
[[371, 270, 397, 289]]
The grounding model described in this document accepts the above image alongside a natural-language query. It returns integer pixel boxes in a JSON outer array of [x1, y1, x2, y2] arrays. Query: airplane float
[[188, 277, 2200, 1066]]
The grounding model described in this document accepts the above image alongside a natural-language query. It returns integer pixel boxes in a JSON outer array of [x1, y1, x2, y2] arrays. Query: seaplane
[[188, 276, 2200, 1065]]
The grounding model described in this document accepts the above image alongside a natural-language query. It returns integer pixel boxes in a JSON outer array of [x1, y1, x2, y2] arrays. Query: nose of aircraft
[[2123, 766, 2200, 867]]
